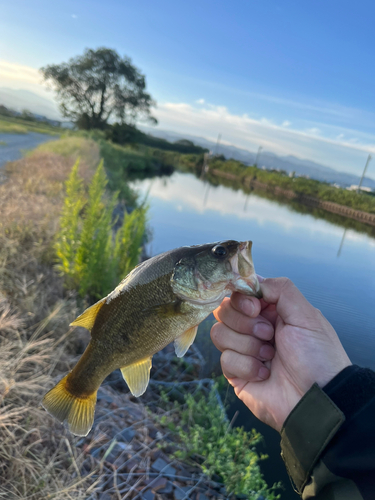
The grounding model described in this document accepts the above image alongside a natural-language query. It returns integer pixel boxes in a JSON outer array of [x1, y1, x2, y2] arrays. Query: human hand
[[211, 277, 352, 432]]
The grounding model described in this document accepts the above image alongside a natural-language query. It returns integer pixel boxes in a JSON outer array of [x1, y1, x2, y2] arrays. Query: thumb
[[260, 277, 319, 328]]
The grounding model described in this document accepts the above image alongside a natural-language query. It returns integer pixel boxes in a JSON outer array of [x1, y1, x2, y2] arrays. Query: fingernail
[[257, 274, 265, 283], [259, 344, 274, 360], [239, 296, 255, 316], [253, 322, 274, 340], [258, 366, 269, 380]]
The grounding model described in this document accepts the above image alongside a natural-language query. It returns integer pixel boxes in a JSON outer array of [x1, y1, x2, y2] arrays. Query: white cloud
[[0, 59, 53, 100], [196, 98, 205, 104], [282, 120, 291, 127], [154, 101, 375, 175], [71, 14, 78, 19], [306, 127, 321, 135], [0, 60, 41, 85]]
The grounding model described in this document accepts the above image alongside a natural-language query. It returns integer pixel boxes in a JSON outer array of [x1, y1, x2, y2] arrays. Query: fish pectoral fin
[[174, 325, 198, 358], [121, 357, 152, 397], [70, 298, 106, 332]]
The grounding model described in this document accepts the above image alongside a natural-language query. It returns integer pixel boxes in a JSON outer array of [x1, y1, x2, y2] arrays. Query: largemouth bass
[[42, 240, 261, 436]]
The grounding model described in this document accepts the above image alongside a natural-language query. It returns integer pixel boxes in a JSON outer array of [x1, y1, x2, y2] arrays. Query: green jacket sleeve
[[280, 366, 375, 499]]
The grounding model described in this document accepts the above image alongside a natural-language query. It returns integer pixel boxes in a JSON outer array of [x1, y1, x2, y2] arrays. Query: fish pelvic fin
[[42, 375, 97, 437], [70, 298, 106, 332], [121, 357, 152, 397], [174, 325, 198, 357]]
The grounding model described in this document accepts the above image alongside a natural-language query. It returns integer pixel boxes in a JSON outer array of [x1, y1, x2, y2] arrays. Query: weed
[[55, 160, 147, 300], [159, 387, 281, 499]]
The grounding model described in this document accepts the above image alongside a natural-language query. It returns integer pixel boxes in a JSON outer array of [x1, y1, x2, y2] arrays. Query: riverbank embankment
[[211, 168, 375, 227]]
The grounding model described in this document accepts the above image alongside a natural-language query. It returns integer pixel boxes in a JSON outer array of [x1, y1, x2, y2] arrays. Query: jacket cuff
[[323, 365, 375, 422], [280, 383, 345, 493]]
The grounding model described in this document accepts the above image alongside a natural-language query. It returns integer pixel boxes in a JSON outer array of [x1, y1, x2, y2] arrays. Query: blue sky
[[0, 0, 374, 176]]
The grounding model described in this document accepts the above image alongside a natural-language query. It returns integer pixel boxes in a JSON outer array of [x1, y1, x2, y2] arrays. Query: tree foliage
[[41, 47, 157, 130]]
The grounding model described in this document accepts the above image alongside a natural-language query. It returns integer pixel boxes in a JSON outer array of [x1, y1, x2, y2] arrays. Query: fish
[[42, 240, 261, 436]]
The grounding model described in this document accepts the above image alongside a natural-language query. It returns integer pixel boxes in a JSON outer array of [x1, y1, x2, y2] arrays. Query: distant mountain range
[[1, 87, 373, 189], [140, 126, 375, 190], [0, 87, 61, 120]]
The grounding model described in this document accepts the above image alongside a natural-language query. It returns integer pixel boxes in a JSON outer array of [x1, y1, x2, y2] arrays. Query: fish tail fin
[[42, 375, 97, 437]]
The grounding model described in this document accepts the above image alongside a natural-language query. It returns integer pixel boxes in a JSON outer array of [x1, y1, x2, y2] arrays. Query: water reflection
[[132, 171, 375, 370]]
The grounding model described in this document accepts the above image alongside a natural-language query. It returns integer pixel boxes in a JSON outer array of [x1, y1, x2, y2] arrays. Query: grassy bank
[[0, 115, 61, 135], [0, 137, 278, 499], [204, 157, 375, 214]]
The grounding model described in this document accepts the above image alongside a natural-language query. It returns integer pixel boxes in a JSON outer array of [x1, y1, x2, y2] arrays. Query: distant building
[[347, 185, 372, 193]]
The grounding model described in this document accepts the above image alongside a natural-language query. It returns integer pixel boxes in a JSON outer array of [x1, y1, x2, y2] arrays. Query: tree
[[41, 47, 157, 130]]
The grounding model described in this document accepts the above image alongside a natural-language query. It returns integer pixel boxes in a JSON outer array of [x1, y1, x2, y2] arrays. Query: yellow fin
[[174, 325, 198, 358], [70, 298, 105, 331], [121, 357, 152, 397], [42, 375, 97, 437]]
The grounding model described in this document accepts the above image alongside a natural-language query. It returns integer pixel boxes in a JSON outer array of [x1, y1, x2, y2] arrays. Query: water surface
[[133, 171, 375, 369], [132, 171, 375, 499]]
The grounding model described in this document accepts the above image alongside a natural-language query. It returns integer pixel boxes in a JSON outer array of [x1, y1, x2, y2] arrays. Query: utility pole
[[214, 133, 222, 156], [200, 151, 210, 179], [255, 146, 263, 168], [357, 154, 372, 193]]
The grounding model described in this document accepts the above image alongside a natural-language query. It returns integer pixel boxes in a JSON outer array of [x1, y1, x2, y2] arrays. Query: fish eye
[[212, 245, 227, 258]]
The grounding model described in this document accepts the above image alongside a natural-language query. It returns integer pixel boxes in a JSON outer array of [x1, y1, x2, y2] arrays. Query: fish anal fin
[[121, 357, 152, 397], [70, 298, 105, 331], [42, 375, 97, 437], [174, 325, 198, 358]]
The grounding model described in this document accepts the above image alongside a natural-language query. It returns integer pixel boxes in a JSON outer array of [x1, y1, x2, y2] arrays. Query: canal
[[131, 170, 375, 499]]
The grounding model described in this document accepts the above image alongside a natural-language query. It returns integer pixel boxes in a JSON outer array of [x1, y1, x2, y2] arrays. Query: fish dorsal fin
[[174, 325, 198, 358], [70, 298, 105, 331], [121, 357, 152, 397]]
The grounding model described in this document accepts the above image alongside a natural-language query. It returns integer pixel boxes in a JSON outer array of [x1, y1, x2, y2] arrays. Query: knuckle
[[279, 277, 293, 290]]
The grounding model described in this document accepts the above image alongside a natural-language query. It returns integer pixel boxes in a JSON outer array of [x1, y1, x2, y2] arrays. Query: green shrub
[[55, 159, 147, 300], [160, 387, 281, 499], [114, 204, 148, 278]]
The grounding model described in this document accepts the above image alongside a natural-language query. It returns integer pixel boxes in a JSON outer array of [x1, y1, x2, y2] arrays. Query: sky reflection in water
[[132, 172, 375, 369]]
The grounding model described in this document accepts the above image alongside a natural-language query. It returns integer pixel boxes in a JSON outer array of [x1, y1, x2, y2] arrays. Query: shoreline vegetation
[[176, 155, 375, 229], [0, 133, 280, 499]]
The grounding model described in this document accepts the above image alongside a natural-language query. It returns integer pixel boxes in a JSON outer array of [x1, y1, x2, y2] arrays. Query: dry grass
[[0, 139, 101, 498], [0, 297, 90, 499]]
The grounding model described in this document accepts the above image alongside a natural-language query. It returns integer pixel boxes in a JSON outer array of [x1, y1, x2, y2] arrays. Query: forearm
[[280, 366, 375, 499]]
